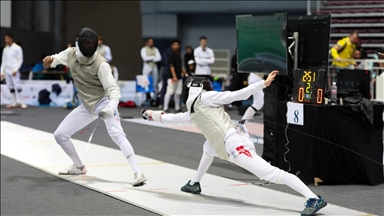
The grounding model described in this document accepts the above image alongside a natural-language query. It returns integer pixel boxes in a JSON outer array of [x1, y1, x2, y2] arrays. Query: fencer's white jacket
[[194, 46, 215, 75], [48, 47, 120, 115], [159, 80, 266, 159], [0, 43, 23, 75]]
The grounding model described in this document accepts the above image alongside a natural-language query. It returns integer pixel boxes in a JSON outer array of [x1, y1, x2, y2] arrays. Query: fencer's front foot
[[301, 196, 327, 216], [21, 104, 28, 109], [181, 180, 202, 194], [58, 165, 87, 175], [132, 172, 147, 187]]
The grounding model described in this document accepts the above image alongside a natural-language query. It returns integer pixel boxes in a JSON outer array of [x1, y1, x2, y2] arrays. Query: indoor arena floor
[[1, 106, 383, 216]]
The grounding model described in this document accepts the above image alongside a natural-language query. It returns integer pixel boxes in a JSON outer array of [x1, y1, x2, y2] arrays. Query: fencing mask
[[181, 76, 213, 104], [76, 28, 98, 57]]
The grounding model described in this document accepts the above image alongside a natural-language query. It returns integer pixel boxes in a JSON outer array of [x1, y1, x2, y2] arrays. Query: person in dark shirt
[[159, 47, 173, 108], [163, 39, 186, 112], [184, 46, 194, 71]]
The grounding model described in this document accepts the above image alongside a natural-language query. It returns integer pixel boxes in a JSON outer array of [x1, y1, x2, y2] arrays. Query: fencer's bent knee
[[261, 169, 285, 184], [54, 130, 69, 144]]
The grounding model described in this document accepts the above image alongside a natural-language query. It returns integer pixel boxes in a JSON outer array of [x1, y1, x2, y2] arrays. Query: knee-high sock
[[190, 152, 214, 185], [112, 135, 141, 173], [16, 90, 26, 105], [174, 94, 180, 110], [242, 106, 257, 120], [54, 137, 84, 168], [10, 93, 17, 105], [163, 94, 171, 110], [281, 173, 318, 200]]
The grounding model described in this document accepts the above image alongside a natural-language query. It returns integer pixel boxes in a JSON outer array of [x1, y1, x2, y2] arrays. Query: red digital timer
[[293, 68, 326, 104]]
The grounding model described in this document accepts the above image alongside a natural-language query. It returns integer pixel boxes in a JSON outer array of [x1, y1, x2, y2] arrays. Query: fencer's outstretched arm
[[201, 70, 278, 107], [44, 48, 72, 68], [161, 112, 191, 124], [142, 110, 191, 124]]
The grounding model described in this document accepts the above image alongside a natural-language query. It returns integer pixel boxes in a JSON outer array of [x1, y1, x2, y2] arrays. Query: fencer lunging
[[43, 27, 147, 186], [142, 71, 327, 216]]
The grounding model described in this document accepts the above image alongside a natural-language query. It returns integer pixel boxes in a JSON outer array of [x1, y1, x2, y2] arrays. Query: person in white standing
[[0, 33, 27, 109], [97, 36, 113, 62], [194, 36, 215, 79], [141, 38, 161, 100], [42, 27, 147, 186], [242, 73, 264, 120], [141, 71, 327, 216]]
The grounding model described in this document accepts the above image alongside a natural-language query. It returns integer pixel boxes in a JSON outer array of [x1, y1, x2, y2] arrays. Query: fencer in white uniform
[[43, 27, 147, 186], [142, 71, 327, 215], [0, 33, 27, 109], [242, 73, 264, 120]]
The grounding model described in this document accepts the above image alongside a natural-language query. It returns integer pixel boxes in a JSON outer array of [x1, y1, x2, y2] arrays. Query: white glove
[[141, 109, 165, 121], [99, 100, 118, 120]]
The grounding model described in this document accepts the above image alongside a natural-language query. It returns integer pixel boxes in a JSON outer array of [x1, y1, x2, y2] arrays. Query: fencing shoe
[[181, 180, 201, 194], [132, 172, 147, 186], [58, 165, 87, 175], [301, 196, 327, 216]]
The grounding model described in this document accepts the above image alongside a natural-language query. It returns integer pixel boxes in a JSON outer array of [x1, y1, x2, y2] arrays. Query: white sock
[[163, 94, 171, 110], [281, 173, 318, 200], [58, 140, 84, 168], [112, 135, 141, 173], [242, 106, 256, 120], [174, 94, 180, 110], [190, 152, 214, 185], [16, 90, 26, 106], [10, 93, 17, 106]]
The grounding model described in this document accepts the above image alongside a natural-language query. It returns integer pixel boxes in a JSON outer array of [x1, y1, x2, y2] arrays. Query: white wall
[[1, 1, 12, 28]]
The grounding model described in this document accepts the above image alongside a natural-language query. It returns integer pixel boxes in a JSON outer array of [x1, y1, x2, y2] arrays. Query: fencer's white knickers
[[54, 96, 141, 173], [200, 128, 317, 199], [4, 72, 22, 90], [203, 129, 285, 183]]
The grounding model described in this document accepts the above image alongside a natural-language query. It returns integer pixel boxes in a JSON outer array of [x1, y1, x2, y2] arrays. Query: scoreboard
[[293, 68, 326, 104]]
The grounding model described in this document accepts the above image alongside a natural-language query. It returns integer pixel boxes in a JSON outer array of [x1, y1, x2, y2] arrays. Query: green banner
[[236, 13, 287, 74]]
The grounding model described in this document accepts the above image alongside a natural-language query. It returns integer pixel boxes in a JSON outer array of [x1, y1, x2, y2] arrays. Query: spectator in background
[[194, 36, 215, 79], [159, 46, 173, 109], [355, 39, 368, 59], [184, 46, 194, 71], [163, 39, 185, 112], [67, 41, 75, 48], [141, 38, 162, 101], [186, 60, 195, 76], [97, 36, 113, 62], [330, 31, 359, 68], [328, 31, 359, 88], [0, 33, 27, 109], [32, 54, 48, 80]]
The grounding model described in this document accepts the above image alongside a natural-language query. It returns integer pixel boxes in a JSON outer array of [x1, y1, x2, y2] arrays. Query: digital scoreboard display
[[293, 68, 326, 104]]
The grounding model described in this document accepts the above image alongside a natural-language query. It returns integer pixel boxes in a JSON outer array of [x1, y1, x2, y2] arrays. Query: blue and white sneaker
[[301, 196, 327, 216]]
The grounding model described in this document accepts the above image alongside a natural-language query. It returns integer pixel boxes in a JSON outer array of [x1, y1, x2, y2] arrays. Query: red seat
[[340, 29, 353, 33], [356, 29, 368, 33], [351, 19, 365, 23], [371, 39, 384, 43], [350, 9, 365, 13], [339, 19, 352, 23], [331, 29, 340, 33], [364, 19, 380, 23], [368, 29, 383, 33]]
